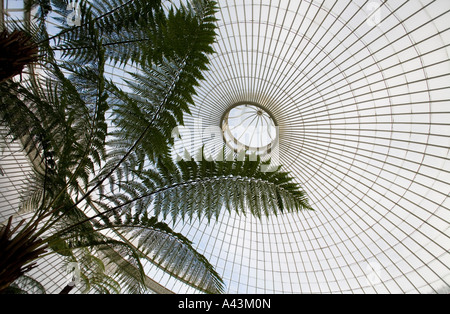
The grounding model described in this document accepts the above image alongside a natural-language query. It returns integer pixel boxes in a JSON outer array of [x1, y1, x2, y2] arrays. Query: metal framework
[[169, 0, 450, 294], [1, 0, 449, 294], [221, 102, 278, 155]]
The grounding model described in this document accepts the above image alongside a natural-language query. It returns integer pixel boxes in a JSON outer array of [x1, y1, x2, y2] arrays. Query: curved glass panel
[[221, 103, 278, 155], [177, 0, 450, 294], [1, 0, 449, 294]]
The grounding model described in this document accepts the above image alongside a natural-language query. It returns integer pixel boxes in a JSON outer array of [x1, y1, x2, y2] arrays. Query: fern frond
[[133, 150, 314, 222], [4, 275, 46, 294], [107, 216, 225, 294]]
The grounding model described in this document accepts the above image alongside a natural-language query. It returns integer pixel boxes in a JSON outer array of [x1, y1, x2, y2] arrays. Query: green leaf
[[49, 237, 73, 257]]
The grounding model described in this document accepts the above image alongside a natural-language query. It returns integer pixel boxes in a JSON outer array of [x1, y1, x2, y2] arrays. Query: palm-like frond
[[2, 275, 46, 294], [1, 38, 108, 213], [49, 214, 224, 293], [52, 241, 146, 294], [106, 215, 225, 294], [74, 251, 122, 294], [93, 0, 218, 191], [94, 149, 312, 292], [48, 219, 149, 294], [43, 0, 217, 69], [47, 0, 162, 66], [0, 0, 315, 296], [131, 150, 314, 223], [0, 217, 48, 292]]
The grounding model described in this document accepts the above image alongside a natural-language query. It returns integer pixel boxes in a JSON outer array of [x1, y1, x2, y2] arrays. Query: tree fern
[[2, 275, 46, 294], [101, 216, 225, 294], [47, 0, 163, 66], [102, 149, 313, 224], [162, 151, 313, 221], [1, 57, 108, 214], [91, 0, 218, 199], [0, 0, 316, 295], [88, 149, 312, 292], [45, 192, 225, 294], [37, 0, 217, 69], [100, 148, 313, 237]]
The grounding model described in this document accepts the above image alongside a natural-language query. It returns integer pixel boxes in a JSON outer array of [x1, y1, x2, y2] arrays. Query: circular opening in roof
[[221, 102, 278, 155]]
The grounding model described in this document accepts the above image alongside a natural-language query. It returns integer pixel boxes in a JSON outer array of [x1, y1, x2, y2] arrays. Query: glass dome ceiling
[[166, 0, 450, 294], [1, 0, 449, 294], [221, 102, 278, 155]]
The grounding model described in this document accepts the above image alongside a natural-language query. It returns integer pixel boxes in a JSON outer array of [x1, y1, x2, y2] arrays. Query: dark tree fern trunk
[[0, 29, 39, 83], [0, 217, 47, 293], [0, 31, 44, 292], [59, 284, 75, 294]]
